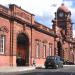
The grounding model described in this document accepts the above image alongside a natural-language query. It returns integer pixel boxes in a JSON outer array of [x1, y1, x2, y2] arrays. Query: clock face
[[59, 12, 64, 17]]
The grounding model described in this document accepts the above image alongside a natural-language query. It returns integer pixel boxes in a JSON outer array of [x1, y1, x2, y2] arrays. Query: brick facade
[[0, 4, 74, 67]]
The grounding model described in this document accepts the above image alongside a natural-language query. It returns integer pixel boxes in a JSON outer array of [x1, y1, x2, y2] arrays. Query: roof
[[58, 3, 70, 13]]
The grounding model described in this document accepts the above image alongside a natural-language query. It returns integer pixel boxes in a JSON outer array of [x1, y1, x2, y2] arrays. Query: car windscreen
[[46, 56, 55, 60]]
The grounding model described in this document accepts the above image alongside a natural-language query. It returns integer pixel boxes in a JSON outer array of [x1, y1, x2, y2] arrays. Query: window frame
[[43, 43, 46, 58], [0, 35, 5, 54], [35, 40, 40, 58], [49, 43, 52, 56]]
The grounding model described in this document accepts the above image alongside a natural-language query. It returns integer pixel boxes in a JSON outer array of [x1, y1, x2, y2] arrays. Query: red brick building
[[52, 4, 74, 64], [0, 4, 74, 67]]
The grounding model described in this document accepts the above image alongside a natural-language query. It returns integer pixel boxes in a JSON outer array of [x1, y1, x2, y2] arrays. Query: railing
[[35, 23, 55, 35]]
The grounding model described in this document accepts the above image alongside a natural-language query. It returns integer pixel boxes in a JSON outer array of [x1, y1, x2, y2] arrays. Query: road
[[1, 66, 75, 75]]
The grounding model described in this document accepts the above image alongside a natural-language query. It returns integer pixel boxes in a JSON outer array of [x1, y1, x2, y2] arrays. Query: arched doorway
[[16, 33, 29, 66], [57, 41, 63, 57]]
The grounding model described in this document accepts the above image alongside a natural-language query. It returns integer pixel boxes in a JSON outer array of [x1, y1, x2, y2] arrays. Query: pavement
[[0, 65, 75, 73], [0, 66, 35, 73]]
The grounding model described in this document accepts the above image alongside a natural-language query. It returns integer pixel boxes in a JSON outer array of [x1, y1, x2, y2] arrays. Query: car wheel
[[58, 63, 63, 68], [61, 64, 63, 68], [54, 65, 57, 69], [45, 66, 48, 69], [58, 63, 61, 68], [61, 65, 63, 68]]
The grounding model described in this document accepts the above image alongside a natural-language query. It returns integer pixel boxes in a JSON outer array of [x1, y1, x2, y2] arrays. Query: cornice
[[0, 4, 56, 37]]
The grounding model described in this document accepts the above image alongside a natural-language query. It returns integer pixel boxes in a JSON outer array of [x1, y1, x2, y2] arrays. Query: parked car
[[44, 56, 63, 69], [63, 60, 74, 65]]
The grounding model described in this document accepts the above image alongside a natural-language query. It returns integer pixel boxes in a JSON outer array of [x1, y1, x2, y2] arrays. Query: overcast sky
[[0, 0, 75, 37]]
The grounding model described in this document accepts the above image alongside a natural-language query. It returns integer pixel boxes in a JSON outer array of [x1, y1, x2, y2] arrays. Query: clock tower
[[53, 3, 72, 40], [52, 4, 73, 58]]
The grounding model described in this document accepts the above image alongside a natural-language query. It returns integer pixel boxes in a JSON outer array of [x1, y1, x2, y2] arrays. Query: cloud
[[0, 0, 75, 36]]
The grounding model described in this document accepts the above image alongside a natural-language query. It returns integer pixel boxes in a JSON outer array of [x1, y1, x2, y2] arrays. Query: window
[[35, 40, 40, 58], [49, 43, 52, 56], [0, 35, 5, 54], [43, 43, 46, 58]]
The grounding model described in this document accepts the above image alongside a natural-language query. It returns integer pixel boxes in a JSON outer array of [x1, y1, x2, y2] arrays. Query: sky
[[0, 0, 75, 37]]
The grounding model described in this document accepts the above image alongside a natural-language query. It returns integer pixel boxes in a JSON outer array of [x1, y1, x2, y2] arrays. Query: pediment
[[0, 26, 9, 33]]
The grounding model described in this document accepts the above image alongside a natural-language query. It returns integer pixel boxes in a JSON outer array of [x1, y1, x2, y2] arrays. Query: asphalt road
[[18, 72, 75, 75], [1, 66, 75, 75]]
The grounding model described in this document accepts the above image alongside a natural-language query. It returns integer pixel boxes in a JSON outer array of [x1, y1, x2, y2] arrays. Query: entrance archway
[[57, 41, 63, 57], [16, 33, 29, 66]]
